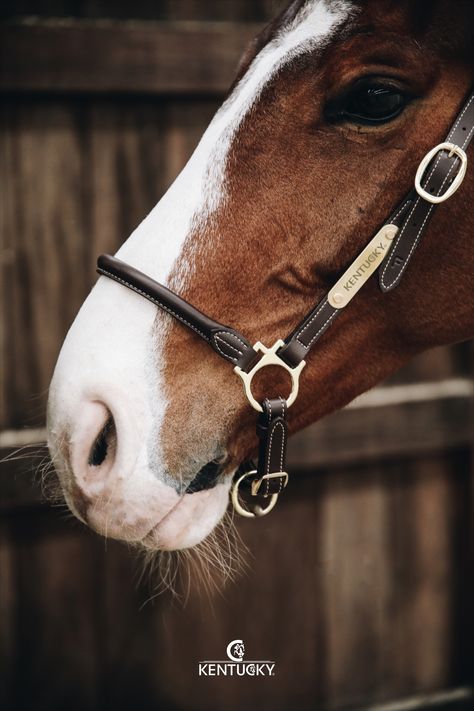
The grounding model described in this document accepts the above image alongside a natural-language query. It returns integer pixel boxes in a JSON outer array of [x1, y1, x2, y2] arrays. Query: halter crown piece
[[97, 88, 474, 518]]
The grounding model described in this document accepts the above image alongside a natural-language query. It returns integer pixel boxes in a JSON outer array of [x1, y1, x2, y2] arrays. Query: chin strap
[[231, 398, 289, 518]]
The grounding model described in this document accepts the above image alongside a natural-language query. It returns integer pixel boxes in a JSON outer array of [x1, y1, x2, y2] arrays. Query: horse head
[[47, 0, 474, 551]]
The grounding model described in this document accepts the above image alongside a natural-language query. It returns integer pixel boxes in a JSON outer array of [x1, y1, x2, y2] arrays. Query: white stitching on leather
[[263, 398, 286, 495], [212, 331, 252, 363], [98, 268, 210, 341], [376, 201, 414, 288], [266, 421, 285, 473], [213, 337, 239, 362], [215, 330, 248, 352], [279, 396, 286, 420], [380, 199, 425, 289], [391, 200, 413, 223], [295, 298, 328, 346], [380, 145, 450, 290], [448, 94, 474, 147], [267, 421, 286, 494], [213, 334, 243, 359], [277, 396, 286, 493], [381, 158, 459, 289], [298, 201, 413, 343], [462, 121, 474, 148], [380, 101, 473, 292], [263, 399, 272, 495], [301, 308, 338, 349]]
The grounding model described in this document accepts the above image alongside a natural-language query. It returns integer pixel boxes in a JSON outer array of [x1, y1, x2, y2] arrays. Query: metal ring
[[233, 339, 306, 412], [230, 470, 280, 518]]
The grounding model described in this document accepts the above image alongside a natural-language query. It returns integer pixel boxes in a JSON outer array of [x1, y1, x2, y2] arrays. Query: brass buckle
[[231, 470, 288, 518], [233, 339, 305, 413], [251, 471, 289, 497], [415, 142, 468, 204]]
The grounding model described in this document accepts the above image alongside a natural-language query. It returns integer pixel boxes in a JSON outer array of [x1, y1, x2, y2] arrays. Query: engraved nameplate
[[328, 224, 398, 309]]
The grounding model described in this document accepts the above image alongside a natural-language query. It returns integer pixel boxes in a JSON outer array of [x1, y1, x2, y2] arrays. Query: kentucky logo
[[198, 639, 275, 677], [328, 224, 398, 309], [226, 639, 245, 662]]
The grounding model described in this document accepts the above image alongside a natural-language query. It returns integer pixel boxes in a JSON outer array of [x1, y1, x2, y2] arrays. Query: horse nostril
[[186, 460, 221, 493], [88, 415, 116, 467]]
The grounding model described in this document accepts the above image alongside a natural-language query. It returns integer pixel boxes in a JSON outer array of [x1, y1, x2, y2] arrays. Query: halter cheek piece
[[97, 89, 474, 519]]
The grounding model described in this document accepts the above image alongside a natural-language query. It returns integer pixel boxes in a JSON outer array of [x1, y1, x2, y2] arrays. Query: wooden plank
[[86, 99, 216, 268], [155, 472, 328, 711], [0, 102, 88, 428], [314, 452, 473, 708], [0, 20, 260, 95], [366, 687, 474, 711], [4, 378, 470, 447], [0, 520, 16, 708], [98, 540, 172, 710], [153, 452, 474, 710], [1, 454, 472, 710], [0, 451, 47, 511], [0, 0, 276, 23], [288, 386, 473, 469], [156, 0, 275, 23], [1, 386, 472, 510], [0, 97, 219, 427], [2, 511, 103, 710]]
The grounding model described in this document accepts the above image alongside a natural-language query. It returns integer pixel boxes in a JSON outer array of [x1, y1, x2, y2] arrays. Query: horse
[[47, 0, 474, 553]]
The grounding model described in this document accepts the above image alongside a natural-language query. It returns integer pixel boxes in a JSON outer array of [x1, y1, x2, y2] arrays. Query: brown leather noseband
[[97, 88, 474, 518]]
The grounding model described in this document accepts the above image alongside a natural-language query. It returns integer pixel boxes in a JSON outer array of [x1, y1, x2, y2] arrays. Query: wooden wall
[[1, 3, 473, 710]]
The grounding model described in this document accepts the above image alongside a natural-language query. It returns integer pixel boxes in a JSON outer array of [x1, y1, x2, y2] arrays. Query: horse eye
[[327, 83, 409, 125]]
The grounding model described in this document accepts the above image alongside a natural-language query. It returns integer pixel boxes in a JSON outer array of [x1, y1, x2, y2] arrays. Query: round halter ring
[[231, 470, 280, 518], [233, 339, 306, 413]]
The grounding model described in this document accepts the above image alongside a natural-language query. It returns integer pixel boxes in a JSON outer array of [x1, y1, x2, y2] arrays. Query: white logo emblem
[[198, 639, 275, 677], [226, 639, 245, 662]]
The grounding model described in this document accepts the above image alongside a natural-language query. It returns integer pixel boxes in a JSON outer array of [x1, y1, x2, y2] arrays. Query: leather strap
[[277, 297, 338, 368], [278, 199, 413, 368], [380, 91, 474, 291], [255, 397, 288, 496], [97, 255, 259, 371]]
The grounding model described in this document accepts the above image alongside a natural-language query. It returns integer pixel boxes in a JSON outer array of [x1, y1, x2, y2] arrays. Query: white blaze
[[115, 0, 351, 463], [48, 0, 352, 547], [117, 0, 352, 279]]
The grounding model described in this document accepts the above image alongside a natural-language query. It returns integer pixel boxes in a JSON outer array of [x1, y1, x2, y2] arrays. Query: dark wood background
[[1, 2, 473, 710]]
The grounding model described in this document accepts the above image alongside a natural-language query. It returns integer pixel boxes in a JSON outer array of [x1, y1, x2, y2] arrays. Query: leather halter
[[97, 88, 474, 518]]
